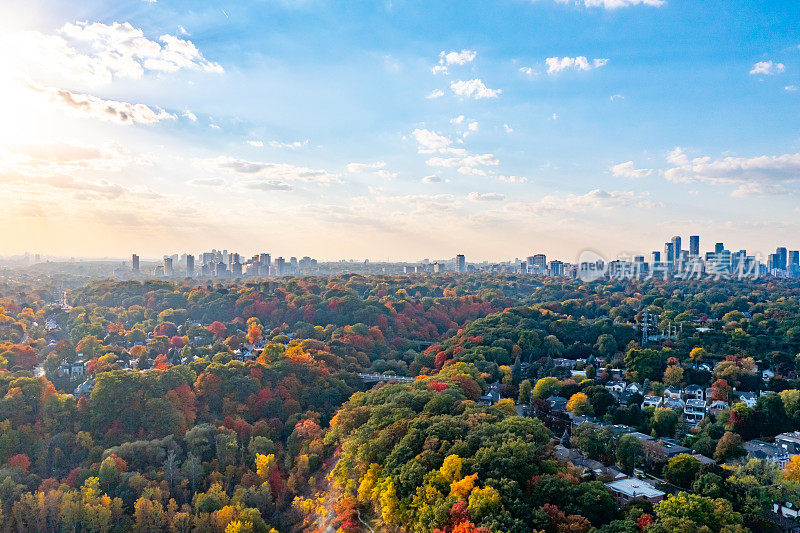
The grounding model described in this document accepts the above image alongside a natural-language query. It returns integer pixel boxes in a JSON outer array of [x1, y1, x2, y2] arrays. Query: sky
[[1, 0, 800, 262]]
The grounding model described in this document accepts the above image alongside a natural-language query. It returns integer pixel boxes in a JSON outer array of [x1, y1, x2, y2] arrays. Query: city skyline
[[2, 1, 800, 259]]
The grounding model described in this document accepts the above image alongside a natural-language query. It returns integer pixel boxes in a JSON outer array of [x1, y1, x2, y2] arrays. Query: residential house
[[547, 396, 568, 412], [745, 439, 791, 468], [663, 386, 682, 399], [684, 399, 707, 426], [605, 381, 626, 394], [762, 369, 776, 381], [736, 391, 757, 408], [684, 384, 704, 401], [775, 432, 800, 455], [643, 394, 663, 408], [605, 478, 665, 504], [659, 438, 692, 458], [553, 358, 576, 369], [698, 363, 712, 372], [626, 383, 643, 394], [708, 400, 730, 415], [692, 454, 716, 466], [662, 397, 685, 410]]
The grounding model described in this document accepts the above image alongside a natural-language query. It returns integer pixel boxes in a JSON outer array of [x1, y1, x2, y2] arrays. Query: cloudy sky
[[1, 0, 799, 261]]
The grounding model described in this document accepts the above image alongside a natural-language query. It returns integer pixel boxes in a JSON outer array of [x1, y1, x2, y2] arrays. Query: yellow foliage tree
[[566, 392, 591, 415], [783, 455, 800, 482], [440, 455, 462, 482], [255, 453, 275, 481], [450, 473, 478, 498]]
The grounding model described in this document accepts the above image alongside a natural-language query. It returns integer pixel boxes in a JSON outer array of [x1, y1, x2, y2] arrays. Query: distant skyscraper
[[275, 257, 286, 276], [689, 235, 699, 257], [651, 251, 661, 263], [132, 254, 140, 273], [163, 257, 174, 277], [664, 242, 674, 265], [790, 251, 799, 268], [715, 242, 724, 254], [777, 247, 788, 271], [671, 236, 681, 263], [456, 254, 466, 273], [186, 255, 195, 277]]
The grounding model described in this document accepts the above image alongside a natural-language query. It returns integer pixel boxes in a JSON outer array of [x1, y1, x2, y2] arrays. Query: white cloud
[[610, 94, 625, 101], [422, 175, 441, 184], [610, 160, 653, 178], [450, 79, 501, 99], [750, 60, 785, 75], [412, 128, 453, 153], [432, 49, 477, 75], [0, 141, 132, 175], [467, 121, 479, 132], [467, 192, 506, 201], [346, 161, 387, 172], [426, 153, 499, 175], [178, 25, 189, 35], [557, 0, 664, 7], [209, 124, 220, 129], [6, 21, 223, 86], [521, 189, 657, 212], [247, 140, 264, 147], [188, 177, 225, 187], [374, 169, 399, 180], [785, 85, 798, 92], [545, 56, 608, 74], [498, 175, 528, 183], [519, 66, 534, 76], [197, 156, 342, 185], [551, 113, 558, 120], [268, 139, 309, 149], [28, 82, 175, 125], [183, 110, 198, 121], [503, 124, 513, 133], [426, 89, 445, 99], [664, 147, 800, 196], [450, 115, 465, 125]]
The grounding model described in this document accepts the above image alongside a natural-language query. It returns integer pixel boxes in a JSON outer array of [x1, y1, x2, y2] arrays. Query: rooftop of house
[[605, 478, 665, 499]]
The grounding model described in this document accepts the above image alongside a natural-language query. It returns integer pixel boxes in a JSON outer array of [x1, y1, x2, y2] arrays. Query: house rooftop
[[605, 478, 665, 499]]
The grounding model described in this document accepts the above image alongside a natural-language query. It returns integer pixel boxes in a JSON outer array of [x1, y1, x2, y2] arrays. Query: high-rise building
[[186, 255, 195, 277], [456, 254, 466, 273], [715, 242, 724, 254], [671, 236, 681, 263], [548, 260, 564, 276], [132, 254, 140, 273], [664, 242, 674, 266], [689, 235, 699, 257], [275, 257, 287, 276], [231, 261, 243, 277], [776, 247, 788, 271], [163, 257, 174, 277], [651, 251, 661, 263]]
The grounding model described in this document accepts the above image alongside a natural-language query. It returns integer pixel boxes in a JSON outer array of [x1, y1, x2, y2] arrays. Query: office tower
[[132, 254, 140, 273], [275, 257, 286, 276], [790, 251, 799, 267], [163, 257, 174, 277], [231, 261, 243, 277], [533, 254, 547, 268], [456, 254, 466, 273], [259, 253, 271, 269], [214, 262, 227, 277], [777, 247, 788, 271], [671, 236, 681, 263], [689, 235, 699, 257], [664, 242, 674, 266], [715, 242, 724, 254], [651, 251, 661, 263], [549, 260, 563, 276], [186, 255, 195, 277]]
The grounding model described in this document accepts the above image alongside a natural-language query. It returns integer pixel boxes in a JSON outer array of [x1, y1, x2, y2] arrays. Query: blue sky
[[2, 0, 800, 261]]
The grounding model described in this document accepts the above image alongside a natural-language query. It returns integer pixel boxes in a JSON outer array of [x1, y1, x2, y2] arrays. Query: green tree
[[616, 434, 644, 476], [664, 454, 702, 489]]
